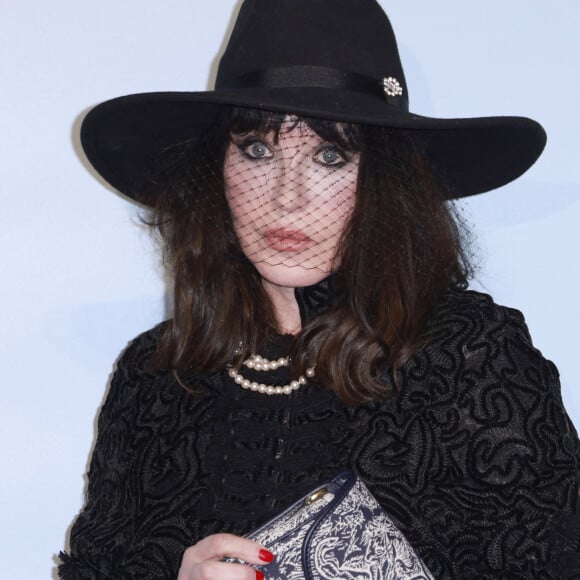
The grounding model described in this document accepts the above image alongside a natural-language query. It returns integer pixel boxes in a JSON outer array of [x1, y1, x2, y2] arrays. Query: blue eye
[[316, 146, 347, 167], [238, 139, 273, 160]]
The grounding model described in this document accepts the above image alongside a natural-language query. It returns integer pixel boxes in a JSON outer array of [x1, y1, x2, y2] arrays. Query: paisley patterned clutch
[[241, 471, 434, 580]]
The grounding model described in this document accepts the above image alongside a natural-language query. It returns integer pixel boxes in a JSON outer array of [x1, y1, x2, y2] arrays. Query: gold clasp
[[305, 488, 328, 506]]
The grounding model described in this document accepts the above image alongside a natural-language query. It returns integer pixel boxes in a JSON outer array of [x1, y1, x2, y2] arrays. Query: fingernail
[[256, 571, 265, 580], [259, 548, 275, 563]]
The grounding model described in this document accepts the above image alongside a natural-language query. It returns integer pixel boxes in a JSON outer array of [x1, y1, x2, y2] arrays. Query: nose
[[269, 153, 311, 214]]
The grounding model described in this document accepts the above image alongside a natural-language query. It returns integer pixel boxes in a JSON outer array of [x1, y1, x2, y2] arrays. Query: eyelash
[[235, 137, 272, 160], [233, 136, 351, 167], [315, 145, 349, 167]]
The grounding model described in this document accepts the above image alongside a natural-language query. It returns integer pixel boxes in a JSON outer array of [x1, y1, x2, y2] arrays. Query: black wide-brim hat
[[81, 0, 546, 206]]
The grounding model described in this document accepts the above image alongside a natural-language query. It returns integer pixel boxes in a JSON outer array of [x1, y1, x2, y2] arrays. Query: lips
[[263, 228, 314, 252]]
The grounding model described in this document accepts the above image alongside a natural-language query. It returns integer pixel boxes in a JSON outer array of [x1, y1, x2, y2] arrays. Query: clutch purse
[[235, 471, 434, 580]]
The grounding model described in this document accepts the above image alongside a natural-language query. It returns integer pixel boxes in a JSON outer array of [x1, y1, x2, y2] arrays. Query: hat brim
[[80, 88, 546, 205]]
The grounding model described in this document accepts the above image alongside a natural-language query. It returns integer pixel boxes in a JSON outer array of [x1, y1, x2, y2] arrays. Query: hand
[[177, 533, 275, 580]]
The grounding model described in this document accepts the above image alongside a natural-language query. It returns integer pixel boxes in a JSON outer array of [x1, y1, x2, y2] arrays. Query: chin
[[255, 262, 331, 289]]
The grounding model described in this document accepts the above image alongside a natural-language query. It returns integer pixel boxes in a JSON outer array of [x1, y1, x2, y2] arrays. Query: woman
[[59, 0, 580, 578]]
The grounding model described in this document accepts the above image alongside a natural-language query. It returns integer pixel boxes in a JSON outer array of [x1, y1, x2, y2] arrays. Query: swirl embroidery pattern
[[58, 289, 580, 579]]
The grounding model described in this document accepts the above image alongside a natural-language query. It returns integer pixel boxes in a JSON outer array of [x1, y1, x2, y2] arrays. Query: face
[[224, 117, 359, 289]]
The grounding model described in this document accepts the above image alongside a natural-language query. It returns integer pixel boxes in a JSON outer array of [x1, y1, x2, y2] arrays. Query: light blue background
[[1, 1, 578, 577]]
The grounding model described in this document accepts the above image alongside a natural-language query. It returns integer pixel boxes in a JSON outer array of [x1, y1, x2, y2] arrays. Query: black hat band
[[220, 65, 409, 111]]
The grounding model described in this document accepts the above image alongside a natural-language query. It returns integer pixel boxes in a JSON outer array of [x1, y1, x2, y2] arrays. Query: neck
[[262, 280, 302, 335]]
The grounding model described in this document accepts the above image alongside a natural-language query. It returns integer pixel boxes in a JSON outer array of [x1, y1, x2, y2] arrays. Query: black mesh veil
[[147, 105, 462, 282], [224, 110, 361, 288]]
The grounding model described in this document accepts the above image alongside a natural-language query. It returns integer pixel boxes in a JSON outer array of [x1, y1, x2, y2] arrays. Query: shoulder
[[115, 321, 168, 372], [396, 288, 563, 412], [424, 287, 551, 374], [396, 289, 580, 480], [102, 321, 221, 417], [428, 287, 533, 343], [98, 321, 171, 420]]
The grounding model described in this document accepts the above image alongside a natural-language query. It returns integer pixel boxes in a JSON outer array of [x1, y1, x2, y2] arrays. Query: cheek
[[313, 175, 358, 236], [224, 161, 267, 230], [224, 156, 248, 208]]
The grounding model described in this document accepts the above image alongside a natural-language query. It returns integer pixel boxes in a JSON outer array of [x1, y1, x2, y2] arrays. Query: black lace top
[[59, 288, 580, 579]]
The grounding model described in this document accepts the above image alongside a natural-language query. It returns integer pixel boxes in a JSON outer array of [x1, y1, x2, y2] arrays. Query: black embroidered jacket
[[59, 289, 580, 579]]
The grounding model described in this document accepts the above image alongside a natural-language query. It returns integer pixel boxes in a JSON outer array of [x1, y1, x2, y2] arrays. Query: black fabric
[[59, 289, 580, 579]]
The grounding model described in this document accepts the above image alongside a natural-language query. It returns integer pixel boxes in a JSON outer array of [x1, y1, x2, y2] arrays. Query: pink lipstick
[[263, 228, 313, 252]]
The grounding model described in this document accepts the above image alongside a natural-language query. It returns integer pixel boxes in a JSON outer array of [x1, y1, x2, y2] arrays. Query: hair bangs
[[228, 107, 361, 151]]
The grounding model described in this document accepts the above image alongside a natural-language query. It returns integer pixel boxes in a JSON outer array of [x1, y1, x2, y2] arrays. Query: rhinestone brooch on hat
[[382, 76, 403, 98]]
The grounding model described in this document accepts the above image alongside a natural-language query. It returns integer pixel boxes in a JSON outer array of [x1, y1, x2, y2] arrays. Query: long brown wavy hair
[[146, 106, 473, 405]]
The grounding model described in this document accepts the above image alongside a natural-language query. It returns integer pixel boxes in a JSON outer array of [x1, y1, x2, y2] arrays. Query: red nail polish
[[256, 571, 265, 580], [259, 548, 275, 563]]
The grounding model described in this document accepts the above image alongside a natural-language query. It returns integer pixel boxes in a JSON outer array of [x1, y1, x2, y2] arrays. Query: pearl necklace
[[228, 354, 315, 396]]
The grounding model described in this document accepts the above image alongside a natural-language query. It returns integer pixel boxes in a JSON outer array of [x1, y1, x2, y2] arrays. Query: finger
[[178, 559, 265, 580], [182, 533, 275, 566]]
